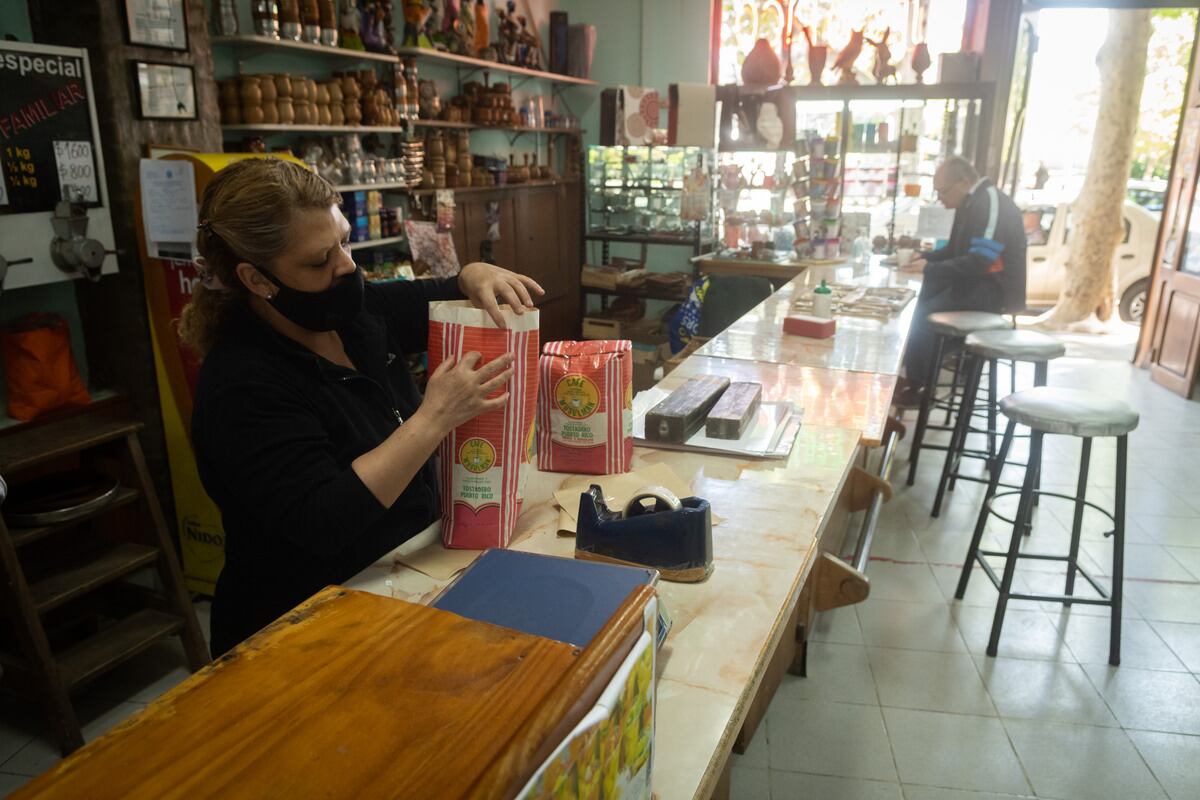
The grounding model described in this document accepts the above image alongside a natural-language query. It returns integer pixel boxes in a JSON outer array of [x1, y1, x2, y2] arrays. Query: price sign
[[0, 42, 99, 214], [53, 140, 97, 203]]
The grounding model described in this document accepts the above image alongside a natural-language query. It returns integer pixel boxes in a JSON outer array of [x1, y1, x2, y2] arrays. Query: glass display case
[[713, 85, 991, 258], [585, 145, 715, 245]]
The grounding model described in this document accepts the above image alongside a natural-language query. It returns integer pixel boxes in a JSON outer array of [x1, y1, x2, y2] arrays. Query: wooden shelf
[[211, 35, 400, 63], [0, 416, 139, 474], [413, 119, 476, 129], [413, 119, 582, 136], [334, 182, 411, 192], [348, 235, 406, 251], [57, 609, 184, 690], [222, 124, 409, 133], [409, 179, 575, 196], [31, 543, 159, 614], [394, 47, 597, 86], [10, 486, 142, 548], [585, 231, 715, 247]]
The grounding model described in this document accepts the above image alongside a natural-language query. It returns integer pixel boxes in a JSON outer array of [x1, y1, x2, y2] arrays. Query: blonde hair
[[178, 158, 339, 355]]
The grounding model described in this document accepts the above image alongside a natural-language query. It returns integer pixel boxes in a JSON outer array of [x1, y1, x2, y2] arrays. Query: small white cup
[[896, 248, 914, 266]]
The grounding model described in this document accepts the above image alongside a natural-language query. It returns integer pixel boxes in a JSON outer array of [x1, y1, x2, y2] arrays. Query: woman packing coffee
[[181, 158, 542, 655]]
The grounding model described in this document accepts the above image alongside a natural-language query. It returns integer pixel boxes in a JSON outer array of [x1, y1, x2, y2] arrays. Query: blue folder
[[432, 549, 657, 649]]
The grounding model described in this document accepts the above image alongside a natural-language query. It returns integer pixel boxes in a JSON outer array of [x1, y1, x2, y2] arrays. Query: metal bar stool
[[906, 311, 1012, 486], [931, 330, 1066, 517], [954, 387, 1139, 666]]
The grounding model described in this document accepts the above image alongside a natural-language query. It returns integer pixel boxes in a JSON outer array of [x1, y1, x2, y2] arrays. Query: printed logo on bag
[[525, 423, 536, 463], [555, 374, 600, 419], [459, 437, 496, 474]]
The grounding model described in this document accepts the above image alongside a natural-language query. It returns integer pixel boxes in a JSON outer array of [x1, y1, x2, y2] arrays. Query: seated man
[[896, 156, 1027, 407]]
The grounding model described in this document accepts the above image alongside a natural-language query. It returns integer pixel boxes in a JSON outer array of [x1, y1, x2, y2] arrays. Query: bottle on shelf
[[278, 0, 301, 41], [252, 0, 281, 39]]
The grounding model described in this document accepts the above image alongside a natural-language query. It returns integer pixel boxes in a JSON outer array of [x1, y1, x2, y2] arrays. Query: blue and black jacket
[[925, 178, 1027, 313]]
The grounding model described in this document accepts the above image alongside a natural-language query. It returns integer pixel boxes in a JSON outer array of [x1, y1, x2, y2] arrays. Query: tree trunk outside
[[1040, 9, 1152, 327]]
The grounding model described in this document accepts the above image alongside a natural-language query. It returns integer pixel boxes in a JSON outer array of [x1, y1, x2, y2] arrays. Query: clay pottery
[[341, 75, 361, 100], [330, 102, 345, 125], [314, 81, 328, 106], [911, 43, 932, 84], [277, 95, 295, 124], [344, 99, 362, 125], [427, 130, 445, 158], [326, 80, 343, 105], [318, 101, 332, 126], [274, 73, 292, 99], [239, 76, 265, 124], [292, 76, 309, 104], [807, 44, 828, 86], [220, 78, 241, 109], [742, 38, 781, 87], [259, 76, 277, 105], [360, 69, 377, 91]]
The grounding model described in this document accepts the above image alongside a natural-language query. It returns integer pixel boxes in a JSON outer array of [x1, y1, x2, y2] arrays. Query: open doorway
[[1000, 6, 1197, 325]]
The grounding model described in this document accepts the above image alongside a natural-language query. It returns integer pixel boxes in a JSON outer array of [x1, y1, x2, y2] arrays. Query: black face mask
[[254, 263, 365, 331]]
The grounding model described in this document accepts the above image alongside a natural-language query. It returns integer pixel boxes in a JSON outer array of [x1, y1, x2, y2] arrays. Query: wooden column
[[27, 0, 221, 528]]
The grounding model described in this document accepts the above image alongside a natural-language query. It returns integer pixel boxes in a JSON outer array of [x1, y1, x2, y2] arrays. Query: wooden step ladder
[[0, 409, 210, 754]]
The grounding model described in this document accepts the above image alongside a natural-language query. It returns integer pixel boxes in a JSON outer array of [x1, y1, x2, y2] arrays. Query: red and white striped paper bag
[[429, 301, 540, 549], [537, 340, 633, 475]]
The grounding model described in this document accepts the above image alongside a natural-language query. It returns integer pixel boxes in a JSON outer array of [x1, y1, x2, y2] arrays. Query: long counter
[[348, 260, 920, 799], [18, 261, 919, 800]]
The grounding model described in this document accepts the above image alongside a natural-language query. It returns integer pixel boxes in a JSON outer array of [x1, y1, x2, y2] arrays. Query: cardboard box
[[663, 337, 708, 374], [632, 343, 669, 393], [583, 317, 622, 340], [784, 314, 836, 339]]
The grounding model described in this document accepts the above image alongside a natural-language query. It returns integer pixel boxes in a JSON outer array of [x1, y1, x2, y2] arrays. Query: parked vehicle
[[1021, 200, 1157, 323]]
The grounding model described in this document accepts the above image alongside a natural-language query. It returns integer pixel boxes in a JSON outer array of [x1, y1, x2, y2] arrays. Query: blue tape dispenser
[[575, 484, 714, 583]]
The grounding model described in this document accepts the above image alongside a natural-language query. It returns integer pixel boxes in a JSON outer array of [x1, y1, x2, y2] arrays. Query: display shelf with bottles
[[582, 145, 715, 318]]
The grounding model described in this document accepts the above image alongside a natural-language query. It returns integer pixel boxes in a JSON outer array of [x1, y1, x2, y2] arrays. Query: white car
[[1022, 201, 1157, 323]]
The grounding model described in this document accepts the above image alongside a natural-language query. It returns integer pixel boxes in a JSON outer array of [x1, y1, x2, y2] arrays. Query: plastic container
[[812, 279, 833, 318]]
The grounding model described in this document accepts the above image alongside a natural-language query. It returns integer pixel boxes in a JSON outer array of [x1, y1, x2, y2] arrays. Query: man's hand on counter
[[901, 257, 928, 274], [458, 262, 546, 328]]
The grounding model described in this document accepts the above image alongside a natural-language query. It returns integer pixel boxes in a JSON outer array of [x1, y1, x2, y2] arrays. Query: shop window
[[714, 0, 968, 87]]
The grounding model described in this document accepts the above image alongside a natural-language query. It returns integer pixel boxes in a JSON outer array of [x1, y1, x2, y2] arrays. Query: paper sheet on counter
[[552, 462, 709, 536], [390, 520, 481, 580]]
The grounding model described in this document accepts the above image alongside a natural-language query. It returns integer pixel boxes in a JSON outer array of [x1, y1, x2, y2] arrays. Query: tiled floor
[[2, 329, 1197, 800], [733, 336, 1200, 799]]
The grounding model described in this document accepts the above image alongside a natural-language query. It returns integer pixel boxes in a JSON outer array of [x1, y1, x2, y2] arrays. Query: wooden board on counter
[[15, 587, 649, 800]]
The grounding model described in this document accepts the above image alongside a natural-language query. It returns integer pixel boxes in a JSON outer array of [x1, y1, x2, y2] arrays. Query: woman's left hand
[[458, 262, 546, 327]]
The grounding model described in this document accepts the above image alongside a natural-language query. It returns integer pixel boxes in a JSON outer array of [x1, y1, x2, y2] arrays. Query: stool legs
[[954, 417, 1018, 600], [932, 353, 985, 517], [988, 430, 1045, 657], [907, 333, 949, 486], [1063, 438, 1092, 605], [1111, 435, 1128, 667], [987, 359, 999, 462]]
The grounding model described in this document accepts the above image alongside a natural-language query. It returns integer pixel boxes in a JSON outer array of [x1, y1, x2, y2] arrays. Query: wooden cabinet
[[447, 182, 583, 343]]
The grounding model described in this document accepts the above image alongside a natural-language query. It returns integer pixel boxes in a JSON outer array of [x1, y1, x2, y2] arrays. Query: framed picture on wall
[[133, 61, 197, 120], [123, 0, 189, 51]]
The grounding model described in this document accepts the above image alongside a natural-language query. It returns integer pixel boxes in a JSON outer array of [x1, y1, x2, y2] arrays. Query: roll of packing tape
[[623, 486, 684, 517]]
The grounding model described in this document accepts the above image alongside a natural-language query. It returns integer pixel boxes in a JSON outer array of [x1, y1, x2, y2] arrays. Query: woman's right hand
[[419, 351, 514, 434]]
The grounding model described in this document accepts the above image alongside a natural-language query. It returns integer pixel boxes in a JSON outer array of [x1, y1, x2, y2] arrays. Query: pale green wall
[[0, 0, 91, 422]]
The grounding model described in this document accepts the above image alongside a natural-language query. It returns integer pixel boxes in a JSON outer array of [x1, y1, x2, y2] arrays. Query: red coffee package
[[429, 301, 540, 549], [537, 340, 633, 475]]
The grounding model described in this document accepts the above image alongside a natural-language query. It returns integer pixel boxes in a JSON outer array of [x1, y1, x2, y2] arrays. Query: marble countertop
[[348, 424, 862, 800], [661, 355, 899, 447], [697, 261, 922, 377]]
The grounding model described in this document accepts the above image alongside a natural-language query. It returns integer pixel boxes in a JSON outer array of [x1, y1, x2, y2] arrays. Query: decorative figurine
[[340, 0, 365, 49], [867, 27, 896, 85], [402, 0, 432, 47], [756, 101, 783, 149], [495, 1, 520, 64], [741, 37, 781, 87], [362, 2, 389, 52], [473, 0, 489, 56], [802, 26, 826, 86], [832, 29, 864, 85], [911, 42, 932, 84]]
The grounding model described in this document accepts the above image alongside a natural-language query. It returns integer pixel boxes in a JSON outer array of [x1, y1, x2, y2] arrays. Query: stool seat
[[1000, 387, 1139, 438], [927, 311, 1013, 336], [965, 330, 1066, 362]]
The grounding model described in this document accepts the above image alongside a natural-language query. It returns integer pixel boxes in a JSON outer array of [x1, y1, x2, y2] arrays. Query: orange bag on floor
[[2, 313, 91, 422]]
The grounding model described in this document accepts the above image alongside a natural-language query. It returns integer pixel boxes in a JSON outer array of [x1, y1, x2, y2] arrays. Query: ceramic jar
[[219, 79, 242, 124]]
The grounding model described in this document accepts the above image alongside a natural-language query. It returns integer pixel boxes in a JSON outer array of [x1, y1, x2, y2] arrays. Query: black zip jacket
[[924, 178, 1027, 313], [192, 277, 463, 656]]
